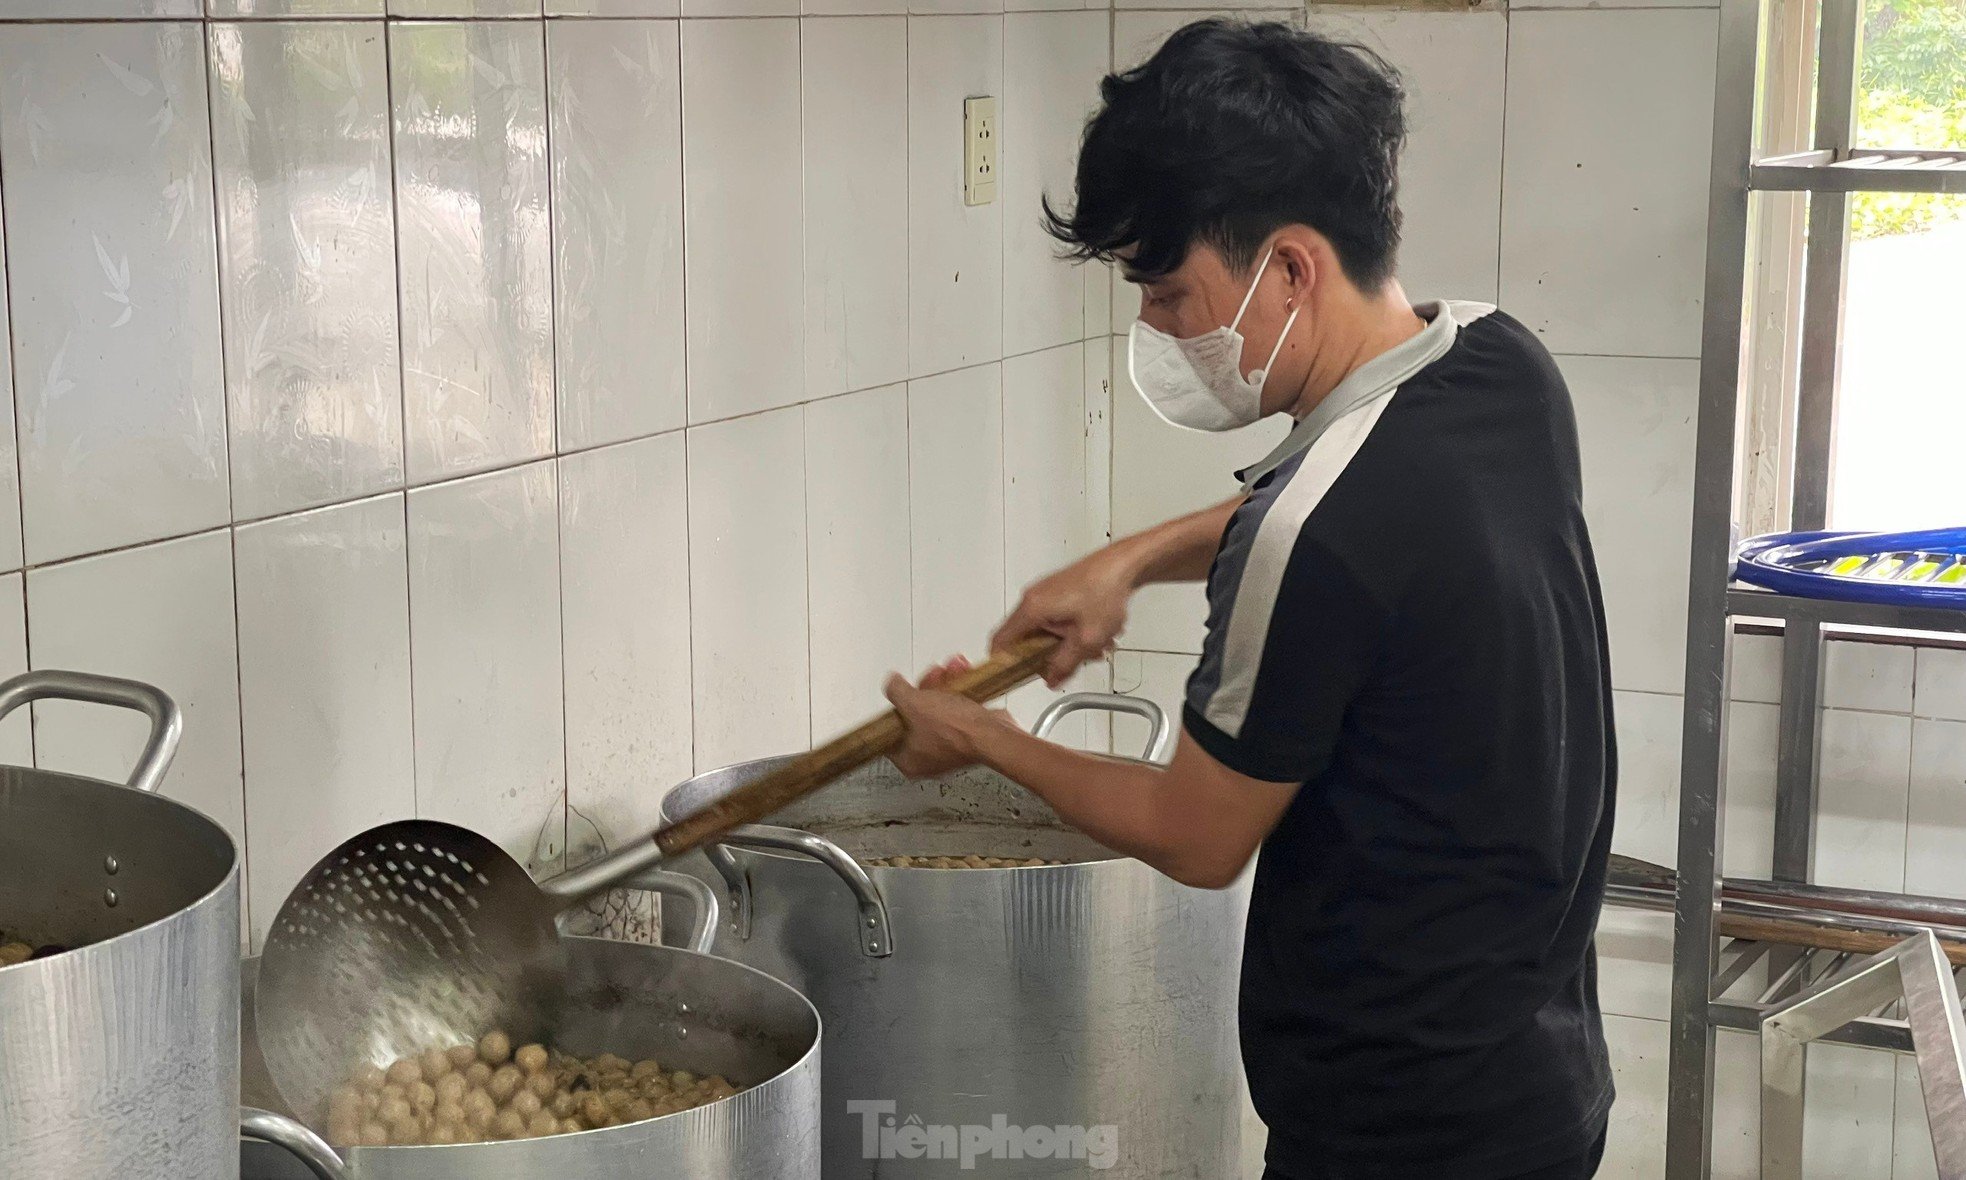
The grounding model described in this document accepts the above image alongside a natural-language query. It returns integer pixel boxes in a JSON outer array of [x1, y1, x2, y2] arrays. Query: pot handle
[[620, 867, 722, 955], [0, 670, 182, 792], [240, 1108, 347, 1180], [706, 824, 893, 959], [1032, 692, 1172, 762]]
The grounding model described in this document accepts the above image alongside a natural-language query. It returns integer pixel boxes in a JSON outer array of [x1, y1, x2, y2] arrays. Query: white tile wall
[[0, 22, 230, 564], [806, 383, 913, 735], [235, 493, 415, 947], [0, 575, 25, 767], [1567, 355, 1700, 696], [1305, 8, 1507, 305], [0, 186, 19, 574], [909, 362, 1005, 664], [681, 19, 806, 422], [392, 20, 555, 483], [687, 406, 811, 769], [558, 434, 695, 845], [209, 21, 404, 521], [1002, 11, 1108, 357], [549, 18, 687, 450], [406, 461, 567, 866], [802, 17, 909, 401], [1499, 9, 1718, 359], [25, 530, 246, 864], [908, 15, 1005, 376]]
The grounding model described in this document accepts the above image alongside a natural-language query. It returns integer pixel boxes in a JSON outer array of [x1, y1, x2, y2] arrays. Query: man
[[881, 19, 1617, 1180]]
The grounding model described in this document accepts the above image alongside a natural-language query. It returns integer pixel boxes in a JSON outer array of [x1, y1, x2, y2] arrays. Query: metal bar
[[1789, 0, 1858, 529], [1771, 615, 1824, 878], [1727, 588, 1966, 635], [1751, 161, 1966, 194], [1761, 946, 1906, 1180], [1899, 932, 1966, 1174], [1712, 997, 1917, 1050], [1664, 0, 1762, 1164], [1760, 950, 1819, 1003], [1715, 940, 1776, 996]]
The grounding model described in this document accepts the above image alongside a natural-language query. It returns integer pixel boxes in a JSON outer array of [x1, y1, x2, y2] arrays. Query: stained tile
[[1914, 647, 1966, 721], [559, 434, 694, 850], [1004, 342, 1099, 595], [1822, 639, 1915, 714], [0, 575, 27, 766], [1814, 708, 1911, 892]]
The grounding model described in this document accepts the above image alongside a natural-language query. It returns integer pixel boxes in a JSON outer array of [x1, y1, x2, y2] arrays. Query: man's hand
[[991, 549, 1138, 689], [883, 657, 1018, 778], [991, 497, 1242, 688]]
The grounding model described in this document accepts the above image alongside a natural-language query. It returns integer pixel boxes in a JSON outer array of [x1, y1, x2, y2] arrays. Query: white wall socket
[[964, 95, 997, 207]]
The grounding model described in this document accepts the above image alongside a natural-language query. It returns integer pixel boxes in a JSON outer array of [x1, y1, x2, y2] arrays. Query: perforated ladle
[[254, 635, 1057, 1121]]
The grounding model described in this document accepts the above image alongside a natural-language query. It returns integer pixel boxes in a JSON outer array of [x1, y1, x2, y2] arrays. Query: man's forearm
[[1109, 497, 1240, 588], [967, 718, 1187, 874]]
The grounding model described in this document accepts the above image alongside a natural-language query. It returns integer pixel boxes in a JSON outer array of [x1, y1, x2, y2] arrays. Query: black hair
[[1043, 19, 1407, 291]]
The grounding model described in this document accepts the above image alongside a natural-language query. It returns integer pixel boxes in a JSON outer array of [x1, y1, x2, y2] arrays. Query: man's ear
[[1273, 236, 1319, 305]]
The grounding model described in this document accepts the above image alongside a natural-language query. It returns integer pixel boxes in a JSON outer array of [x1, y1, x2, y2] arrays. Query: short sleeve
[[1183, 530, 1393, 785]]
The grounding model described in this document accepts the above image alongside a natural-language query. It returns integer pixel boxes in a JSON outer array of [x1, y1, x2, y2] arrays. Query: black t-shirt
[[1183, 302, 1616, 1179]]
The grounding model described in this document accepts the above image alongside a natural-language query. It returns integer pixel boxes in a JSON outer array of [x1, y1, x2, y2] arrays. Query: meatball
[[478, 1030, 513, 1066], [461, 1089, 497, 1131], [527, 1111, 560, 1138], [464, 1062, 493, 1087], [419, 1049, 454, 1080], [434, 1072, 468, 1106], [487, 1064, 523, 1103], [515, 1043, 549, 1075], [510, 1089, 543, 1120], [491, 1109, 527, 1140], [446, 1045, 480, 1071], [385, 1058, 422, 1087]]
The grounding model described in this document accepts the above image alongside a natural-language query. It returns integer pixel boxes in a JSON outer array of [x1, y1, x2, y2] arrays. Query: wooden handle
[[655, 635, 1061, 858], [1718, 912, 1966, 967]]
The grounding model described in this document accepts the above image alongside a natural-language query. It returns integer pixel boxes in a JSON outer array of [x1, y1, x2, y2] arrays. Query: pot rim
[[0, 766, 241, 975], [659, 753, 1153, 869], [253, 935, 824, 1155]]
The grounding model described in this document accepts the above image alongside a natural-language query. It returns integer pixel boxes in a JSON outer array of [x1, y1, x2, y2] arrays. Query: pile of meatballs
[[861, 855, 1067, 869], [325, 1030, 742, 1148]]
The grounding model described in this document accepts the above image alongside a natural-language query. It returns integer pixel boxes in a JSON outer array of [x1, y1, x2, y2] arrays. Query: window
[[1741, 0, 1966, 535]]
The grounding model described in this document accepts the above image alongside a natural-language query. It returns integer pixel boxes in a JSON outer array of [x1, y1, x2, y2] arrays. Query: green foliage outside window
[[1853, 0, 1966, 237]]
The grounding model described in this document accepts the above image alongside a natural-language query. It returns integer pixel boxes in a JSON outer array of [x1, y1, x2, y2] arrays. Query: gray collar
[[1238, 299, 1487, 490]]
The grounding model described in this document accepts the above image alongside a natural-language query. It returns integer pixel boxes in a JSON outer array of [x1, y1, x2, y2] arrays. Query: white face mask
[[1127, 246, 1302, 432]]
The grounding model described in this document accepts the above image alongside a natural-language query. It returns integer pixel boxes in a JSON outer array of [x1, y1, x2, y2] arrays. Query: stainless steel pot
[[660, 692, 1252, 1178], [240, 870, 822, 1180], [0, 670, 245, 1179]]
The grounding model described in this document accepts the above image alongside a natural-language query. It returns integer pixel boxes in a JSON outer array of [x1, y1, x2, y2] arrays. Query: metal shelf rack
[[1656, 0, 1966, 1173]]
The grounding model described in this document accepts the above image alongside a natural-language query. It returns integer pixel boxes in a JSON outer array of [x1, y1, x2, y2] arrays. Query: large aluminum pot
[[661, 692, 1252, 1178], [240, 869, 822, 1180], [0, 670, 243, 1179]]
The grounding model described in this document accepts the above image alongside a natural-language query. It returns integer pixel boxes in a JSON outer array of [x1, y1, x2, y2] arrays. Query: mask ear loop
[[1246, 303, 1301, 389], [1226, 245, 1277, 334]]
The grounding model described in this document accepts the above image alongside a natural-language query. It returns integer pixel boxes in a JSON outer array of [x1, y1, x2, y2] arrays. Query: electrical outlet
[[964, 95, 997, 207]]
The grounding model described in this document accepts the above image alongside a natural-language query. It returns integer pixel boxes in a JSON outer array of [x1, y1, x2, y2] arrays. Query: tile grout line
[[677, 12, 699, 779], [201, 15, 257, 942], [540, 14, 573, 867], [381, 18, 421, 824], [0, 82, 32, 768]]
